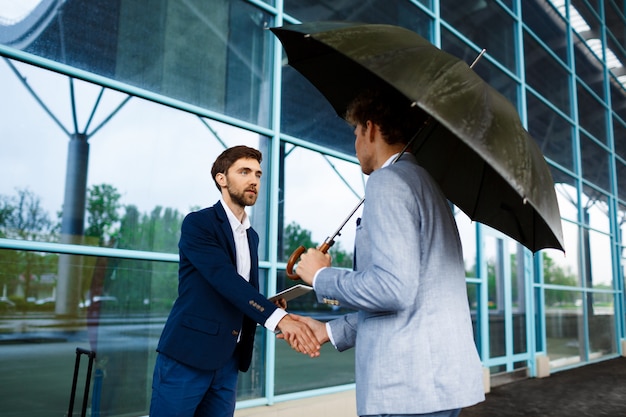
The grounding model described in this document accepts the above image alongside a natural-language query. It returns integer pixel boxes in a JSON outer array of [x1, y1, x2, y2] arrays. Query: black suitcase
[[67, 347, 96, 417]]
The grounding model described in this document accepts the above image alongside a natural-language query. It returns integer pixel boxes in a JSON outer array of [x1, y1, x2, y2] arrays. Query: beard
[[227, 183, 258, 207]]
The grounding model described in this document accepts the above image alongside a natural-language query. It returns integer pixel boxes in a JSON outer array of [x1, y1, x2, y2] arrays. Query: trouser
[[150, 353, 239, 417]]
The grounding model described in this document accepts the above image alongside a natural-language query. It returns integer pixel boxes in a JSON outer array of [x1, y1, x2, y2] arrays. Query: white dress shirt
[[221, 199, 286, 332]]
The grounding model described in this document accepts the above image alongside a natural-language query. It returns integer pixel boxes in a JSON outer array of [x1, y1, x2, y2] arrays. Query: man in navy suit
[[150, 145, 320, 417], [294, 90, 485, 417]]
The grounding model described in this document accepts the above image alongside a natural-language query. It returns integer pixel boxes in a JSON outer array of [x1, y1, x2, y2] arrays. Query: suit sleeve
[[328, 313, 358, 351], [315, 168, 421, 312], [179, 211, 279, 326]]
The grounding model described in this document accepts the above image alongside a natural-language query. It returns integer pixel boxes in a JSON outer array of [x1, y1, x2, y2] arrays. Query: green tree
[[85, 183, 122, 246], [0, 188, 57, 303], [282, 221, 353, 269]]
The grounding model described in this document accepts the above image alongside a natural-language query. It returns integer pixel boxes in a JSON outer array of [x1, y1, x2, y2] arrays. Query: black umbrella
[[271, 21, 564, 275]]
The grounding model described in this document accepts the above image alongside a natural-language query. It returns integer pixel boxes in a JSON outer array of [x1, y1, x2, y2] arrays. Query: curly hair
[[344, 88, 427, 145], [211, 145, 262, 190]]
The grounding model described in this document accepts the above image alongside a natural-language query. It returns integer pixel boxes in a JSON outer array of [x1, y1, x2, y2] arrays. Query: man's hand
[[272, 297, 287, 309], [277, 314, 321, 358], [288, 314, 330, 345], [297, 248, 331, 285]]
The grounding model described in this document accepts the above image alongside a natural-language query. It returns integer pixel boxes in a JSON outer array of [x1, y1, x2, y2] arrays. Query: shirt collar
[[382, 152, 401, 168], [220, 198, 251, 231]]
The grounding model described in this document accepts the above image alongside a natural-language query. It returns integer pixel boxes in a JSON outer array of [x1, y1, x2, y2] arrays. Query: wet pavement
[[460, 357, 626, 417]]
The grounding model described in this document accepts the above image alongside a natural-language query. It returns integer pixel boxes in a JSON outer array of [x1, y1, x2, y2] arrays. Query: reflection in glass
[[280, 145, 363, 264], [483, 234, 527, 359], [484, 234, 506, 359], [0, 251, 178, 417], [542, 220, 581, 287], [1, 0, 275, 126], [273, 271, 356, 394], [545, 289, 583, 367], [587, 294, 616, 359], [280, 0, 432, 156], [581, 190, 610, 233], [1, 58, 271, 251], [585, 229, 612, 289]]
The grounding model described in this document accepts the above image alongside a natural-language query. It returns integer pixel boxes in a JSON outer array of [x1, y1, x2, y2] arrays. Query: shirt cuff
[[265, 308, 288, 332], [312, 267, 328, 289], [325, 322, 338, 348]]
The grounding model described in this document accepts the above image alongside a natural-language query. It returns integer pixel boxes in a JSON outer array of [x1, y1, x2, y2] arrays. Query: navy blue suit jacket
[[157, 201, 277, 372]]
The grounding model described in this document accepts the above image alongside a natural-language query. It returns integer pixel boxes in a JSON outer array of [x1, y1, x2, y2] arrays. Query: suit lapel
[[214, 201, 237, 265]]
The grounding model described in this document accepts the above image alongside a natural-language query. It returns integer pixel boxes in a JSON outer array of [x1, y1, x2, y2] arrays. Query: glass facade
[[1, 0, 626, 416]]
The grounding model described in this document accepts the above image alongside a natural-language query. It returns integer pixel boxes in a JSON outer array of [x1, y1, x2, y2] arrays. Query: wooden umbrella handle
[[285, 241, 333, 280]]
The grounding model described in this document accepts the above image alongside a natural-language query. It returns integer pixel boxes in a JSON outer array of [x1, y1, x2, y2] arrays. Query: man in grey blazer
[[295, 89, 485, 417]]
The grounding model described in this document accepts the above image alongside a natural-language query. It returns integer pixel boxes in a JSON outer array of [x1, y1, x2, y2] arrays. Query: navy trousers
[[150, 353, 239, 417]]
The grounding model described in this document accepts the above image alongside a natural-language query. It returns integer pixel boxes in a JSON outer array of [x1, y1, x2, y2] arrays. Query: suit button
[[232, 330, 239, 336]]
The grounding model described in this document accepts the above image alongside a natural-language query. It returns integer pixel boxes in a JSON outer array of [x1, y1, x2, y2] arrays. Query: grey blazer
[[315, 154, 485, 416]]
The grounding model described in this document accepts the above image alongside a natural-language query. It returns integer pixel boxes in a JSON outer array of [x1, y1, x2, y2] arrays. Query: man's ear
[[215, 172, 227, 188], [365, 120, 377, 142]]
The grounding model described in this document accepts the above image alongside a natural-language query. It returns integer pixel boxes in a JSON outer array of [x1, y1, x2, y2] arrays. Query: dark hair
[[345, 88, 427, 145], [211, 145, 262, 190]]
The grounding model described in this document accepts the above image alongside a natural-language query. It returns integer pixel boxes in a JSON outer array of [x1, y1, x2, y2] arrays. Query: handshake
[[275, 313, 329, 358]]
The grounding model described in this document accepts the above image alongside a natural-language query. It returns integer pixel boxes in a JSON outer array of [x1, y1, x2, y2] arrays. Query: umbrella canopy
[[271, 21, 564, 253]]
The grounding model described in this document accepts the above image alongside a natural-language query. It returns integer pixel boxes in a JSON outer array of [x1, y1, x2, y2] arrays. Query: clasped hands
[[275, 247, 332, 357]]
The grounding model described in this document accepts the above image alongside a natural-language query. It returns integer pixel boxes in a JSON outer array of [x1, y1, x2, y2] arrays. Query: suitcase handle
[[67, 348, 96, 417]]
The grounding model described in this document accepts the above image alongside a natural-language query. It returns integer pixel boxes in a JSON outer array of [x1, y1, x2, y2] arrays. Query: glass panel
[[581, 190, 610, 233], [441, 0, 517, 73], [578, 83, 608, 143], [542, 220, 582, 287], [545, 289, 584, 367], [0, 59, 272, 257], [276, 144, 362, 393], [524, 31, 571, 115], [484, 234, 505, 358], [584, 229, 613, 289], [0, 0, 274, 127], [280, 0, 432, 156], [279, 144, 363, 264], [521, 0, 568, 62], [0, 252, 177, 417], [580, 134, 610, 192], [526, 92, 574, 170], [274, 271, 356, 394], [573, 33, 605, 99], [587, 292, 617, 358], [284, 0, 432, 35]]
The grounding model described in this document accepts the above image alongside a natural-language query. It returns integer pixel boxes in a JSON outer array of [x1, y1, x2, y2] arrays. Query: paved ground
[[460, 357, 626, 417]]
